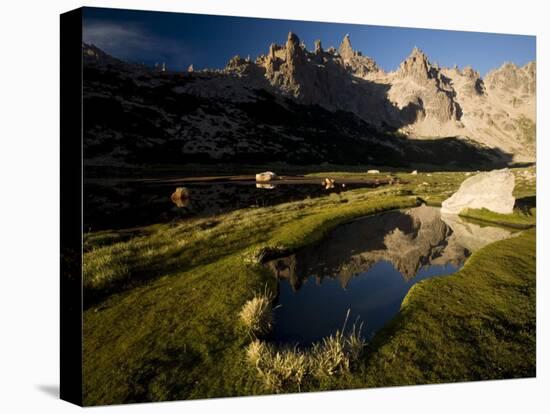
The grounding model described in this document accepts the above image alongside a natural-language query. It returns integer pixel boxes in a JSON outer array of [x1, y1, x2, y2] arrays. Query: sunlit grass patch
[[310, 314, 366, 379], [459, 207, 535, 229], [363, 229, 536, 387], [239, 289, 274, 336], [246, 340, 308, 393]]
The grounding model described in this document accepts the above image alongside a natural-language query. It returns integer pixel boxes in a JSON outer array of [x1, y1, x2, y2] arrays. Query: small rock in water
[[323, 177, 335, 189], [255, 171, 278, 182], [170, 187, 190, 208], [441, 169, 515, 215]]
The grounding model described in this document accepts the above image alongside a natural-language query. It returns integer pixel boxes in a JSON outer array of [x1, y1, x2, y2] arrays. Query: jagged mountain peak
[[338, 33, 355, 60], [397, 46, 433, 79], [82, 42, 147, 71], [287, 31, 300, 45], [487, 60, 536, 79], [523, 60, 536, 73], [286, 32, 300, 48], [285, 32, 303, 57], [82, 43, 119, 66], [409, 46, 428, 59], [485, 59, 536, 95], [462, 65, 480, 79], [82, 37, 536, 163], [314, 39, 323, 54]]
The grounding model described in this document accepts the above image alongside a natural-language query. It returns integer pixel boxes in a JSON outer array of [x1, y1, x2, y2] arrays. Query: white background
[[0, 0, 547, 412]]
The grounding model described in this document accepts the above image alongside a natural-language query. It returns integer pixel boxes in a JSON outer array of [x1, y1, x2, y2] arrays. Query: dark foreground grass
[[82, 169, 536, 404]]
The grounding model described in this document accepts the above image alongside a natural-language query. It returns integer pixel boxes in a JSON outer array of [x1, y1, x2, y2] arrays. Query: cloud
[[83, 20, 193, 69]]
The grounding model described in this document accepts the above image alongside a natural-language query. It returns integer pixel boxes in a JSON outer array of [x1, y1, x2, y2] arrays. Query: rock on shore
[[441, 169, 515, 215]]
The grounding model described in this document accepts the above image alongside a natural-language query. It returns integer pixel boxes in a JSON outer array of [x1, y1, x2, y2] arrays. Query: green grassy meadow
[[82, 166, 536, 405]]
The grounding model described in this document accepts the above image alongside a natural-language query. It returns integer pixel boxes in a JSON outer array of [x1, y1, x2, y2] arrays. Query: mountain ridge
[[221, 32, 535, 160], [82, 34, 535, 168]]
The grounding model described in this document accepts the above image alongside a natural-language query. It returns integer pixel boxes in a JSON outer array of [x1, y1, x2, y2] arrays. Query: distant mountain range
[[82, 33, 535, 169]]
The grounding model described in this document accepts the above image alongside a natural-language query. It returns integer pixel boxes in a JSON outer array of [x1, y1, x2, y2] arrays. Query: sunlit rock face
[[223, 35, 536, 161], [441, 169, 515, 215]]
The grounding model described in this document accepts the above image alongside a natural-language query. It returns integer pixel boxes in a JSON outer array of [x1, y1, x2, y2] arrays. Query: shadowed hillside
[[83, 46, 518, 169]]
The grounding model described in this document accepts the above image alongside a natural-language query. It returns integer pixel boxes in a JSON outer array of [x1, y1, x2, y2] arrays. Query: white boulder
[[367, 169, 380, 174], [441, 169, 515, 215]]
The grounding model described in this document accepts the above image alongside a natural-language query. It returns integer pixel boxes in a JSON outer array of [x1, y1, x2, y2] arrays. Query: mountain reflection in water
[[265, 205, 515, 345]]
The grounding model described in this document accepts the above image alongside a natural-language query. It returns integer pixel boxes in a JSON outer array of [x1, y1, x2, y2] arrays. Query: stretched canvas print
[[60, 6, 537, 406]]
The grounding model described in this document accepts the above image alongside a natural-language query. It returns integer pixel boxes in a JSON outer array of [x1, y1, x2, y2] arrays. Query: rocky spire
[[462, 65, 479, 79], [286, 32, 300, 48], [485, 61, 534, 93], [523, 61, 536, 74], [410, 46, 424, 57], [314, 39, 323, 54], [398, 46, 432, 80], [338, 34, 355, 61], [285, 32, 304, 65], [268, 43, 277, 59]]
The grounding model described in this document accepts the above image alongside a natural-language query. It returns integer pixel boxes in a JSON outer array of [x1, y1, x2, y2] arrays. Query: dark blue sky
[[83, 7, 536, 77]]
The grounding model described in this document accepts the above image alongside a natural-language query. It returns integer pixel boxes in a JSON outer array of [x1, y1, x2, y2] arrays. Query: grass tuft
[[246, 339, 268, 367], [246, 341, 308, 393], [311, 334, 349, 378], [245, 311, 367, 393], [346, 322, 366, 362], [239, 289, 274, 336]]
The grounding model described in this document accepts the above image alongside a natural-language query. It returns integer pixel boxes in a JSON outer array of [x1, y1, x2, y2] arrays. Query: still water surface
[[266, 205, 515, 345], [84, 179, 372, 230]]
